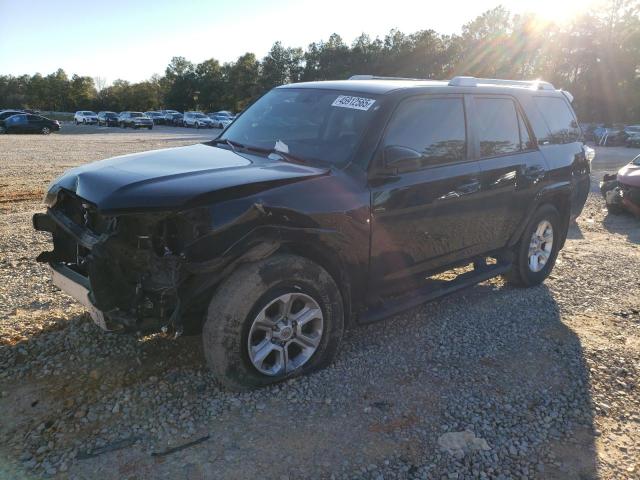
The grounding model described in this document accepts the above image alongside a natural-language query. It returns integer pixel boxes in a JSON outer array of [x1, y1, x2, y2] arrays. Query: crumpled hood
[[618, 162, 640, 188], [46, 143, 328, 213]]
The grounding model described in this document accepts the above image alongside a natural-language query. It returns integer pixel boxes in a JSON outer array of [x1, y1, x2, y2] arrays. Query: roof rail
[[349, 75, 424, 81], [448, 76, 555, 91]]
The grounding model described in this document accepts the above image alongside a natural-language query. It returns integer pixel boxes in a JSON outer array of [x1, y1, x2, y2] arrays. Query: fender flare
[[508, 181, 572, 248]]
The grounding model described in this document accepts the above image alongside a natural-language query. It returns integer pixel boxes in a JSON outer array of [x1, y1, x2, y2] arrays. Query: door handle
[[455, 180, 481, 195], [523, 165, 546, 182], [438, 180, 481, 200]]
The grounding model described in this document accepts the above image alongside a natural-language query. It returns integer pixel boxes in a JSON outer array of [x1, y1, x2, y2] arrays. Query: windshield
[[194, 113, 207, 118], [220, 88, 379, 165], [633, 155, 640, 166], [84, 111, 96, 115], [130, 112, 144, 118], [105, 112, 117, 117]]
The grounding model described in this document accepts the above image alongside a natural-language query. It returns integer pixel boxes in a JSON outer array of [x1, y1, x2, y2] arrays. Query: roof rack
[[349, 75, 424, 81], [448, 76, 555, 91]]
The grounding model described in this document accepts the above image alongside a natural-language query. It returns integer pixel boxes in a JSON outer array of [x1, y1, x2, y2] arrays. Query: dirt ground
[[0, 127, 638, 479]]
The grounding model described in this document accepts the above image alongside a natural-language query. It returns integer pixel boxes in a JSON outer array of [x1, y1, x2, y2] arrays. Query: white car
[[74, 111, 98, 125], [183, 112, 214, 129], [208, 113, 234, 129]]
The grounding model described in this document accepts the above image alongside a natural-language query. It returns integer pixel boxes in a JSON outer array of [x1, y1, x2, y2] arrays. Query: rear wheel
[[0, 126, 6, 134], [203, 254, 344, 390], [504, 204, 561, 287]]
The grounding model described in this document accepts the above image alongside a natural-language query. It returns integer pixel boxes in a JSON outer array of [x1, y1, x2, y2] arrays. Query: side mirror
[[383, 145, 423, 171]]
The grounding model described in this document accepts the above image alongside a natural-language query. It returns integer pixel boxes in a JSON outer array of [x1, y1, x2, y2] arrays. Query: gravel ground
[[0, 129, 639, 479]]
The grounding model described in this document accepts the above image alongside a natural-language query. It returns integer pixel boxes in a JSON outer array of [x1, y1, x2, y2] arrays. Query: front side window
[[383, 96, 466, 168], [533, 96, 581, 144], [475, 97, 521, 158], [220, 88, 379, 166]]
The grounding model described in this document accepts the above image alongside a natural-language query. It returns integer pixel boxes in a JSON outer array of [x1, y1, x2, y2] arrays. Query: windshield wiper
[[210, 139, 309, 164], [210, 138, 244, 152]]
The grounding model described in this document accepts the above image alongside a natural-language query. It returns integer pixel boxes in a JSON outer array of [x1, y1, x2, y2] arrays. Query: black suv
[[33, 76, 591, 389]]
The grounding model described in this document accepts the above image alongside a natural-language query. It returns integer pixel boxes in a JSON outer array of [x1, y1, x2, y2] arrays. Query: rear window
[[533, 96, 580, 144]]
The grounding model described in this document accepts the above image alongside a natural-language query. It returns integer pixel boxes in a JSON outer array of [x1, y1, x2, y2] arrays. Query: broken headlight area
[[34, 191, 212, 334]]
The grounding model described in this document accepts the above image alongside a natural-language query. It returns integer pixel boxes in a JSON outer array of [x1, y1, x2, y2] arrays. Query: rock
[[437, 431, 490, 456]]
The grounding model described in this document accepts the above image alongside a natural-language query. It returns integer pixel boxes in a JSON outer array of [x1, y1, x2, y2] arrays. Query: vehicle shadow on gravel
[[1, 282, 600, 479], [602, 211, 640, 244]]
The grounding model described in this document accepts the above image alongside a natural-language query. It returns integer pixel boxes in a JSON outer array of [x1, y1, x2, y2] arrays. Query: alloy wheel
[[528, 220, 553, 272], [247, 292, 324, 376]]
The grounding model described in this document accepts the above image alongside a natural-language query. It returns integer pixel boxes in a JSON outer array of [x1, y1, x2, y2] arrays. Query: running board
[[359, 261, 512, 324]]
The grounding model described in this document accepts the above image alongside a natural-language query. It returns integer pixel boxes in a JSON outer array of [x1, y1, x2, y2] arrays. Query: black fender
[[180, 224, 356, 327], [508, 181, 572, 249]]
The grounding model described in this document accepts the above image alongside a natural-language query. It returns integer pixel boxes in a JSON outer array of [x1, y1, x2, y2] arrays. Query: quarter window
[[383, 97, 466, 168], [475, 98, 521, 158], [533, 96, 581, 144]]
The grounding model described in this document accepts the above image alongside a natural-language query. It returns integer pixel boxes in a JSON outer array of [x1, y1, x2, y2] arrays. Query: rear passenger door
[[469, 95, 547, 250], [369, 95, 485, 294]]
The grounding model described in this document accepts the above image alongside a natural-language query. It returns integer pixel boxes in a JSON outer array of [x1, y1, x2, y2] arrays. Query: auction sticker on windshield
[[332, 95, 375, 111]]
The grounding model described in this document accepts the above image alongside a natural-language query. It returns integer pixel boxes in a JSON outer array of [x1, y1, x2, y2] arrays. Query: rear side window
[[474, 97, 521, 158], [533, 96, 580, 144], [384, 97, 466, 167]]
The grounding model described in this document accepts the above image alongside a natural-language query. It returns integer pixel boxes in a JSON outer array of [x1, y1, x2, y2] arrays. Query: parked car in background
[[626, 132, 640, 148], [145, 111, 165, 124], [213, 110, 234, 118], [161, 110, 181, 125], [166, 112, 184, 126], [97, 111, 119, 127], [0, 109, 25, 123], [0, 113, 60, 134], [622, 125, 640, 147], [207, 113, 233, 129], [183, 112, 214, 128], [118, 111, 153, 129], [74, 111, 98, 125]]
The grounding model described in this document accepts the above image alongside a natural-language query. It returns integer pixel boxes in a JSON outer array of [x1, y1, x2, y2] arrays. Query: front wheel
[[196, 122, 200, 129], [203, 254, 344, 390], [503, 204, 562, 287], [120, 122, 126, 128], [41, 127, 51, 135]]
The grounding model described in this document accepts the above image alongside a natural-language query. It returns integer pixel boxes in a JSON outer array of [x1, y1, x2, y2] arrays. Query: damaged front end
[[601, 156, 640, 217], [33, 190, 203, 335]]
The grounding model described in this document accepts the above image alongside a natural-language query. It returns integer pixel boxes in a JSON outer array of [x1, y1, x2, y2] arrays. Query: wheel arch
[[184, 226, 354, 330], [509, 182, 573, 249]]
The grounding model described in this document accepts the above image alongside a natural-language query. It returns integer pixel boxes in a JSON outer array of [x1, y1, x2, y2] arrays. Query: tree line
[[1, 1, 638, 122]]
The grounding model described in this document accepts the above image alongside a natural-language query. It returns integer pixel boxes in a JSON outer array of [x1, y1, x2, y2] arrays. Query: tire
[[196, 122, 200, 129], [0, 126, 6, 134], [41, 127, 50, 135], [75, 120, 79, 125], [503, 204, 561, 287], [120, 122, 125, 128], [203, 254, 344, 390], [148, 126, 152, 130]]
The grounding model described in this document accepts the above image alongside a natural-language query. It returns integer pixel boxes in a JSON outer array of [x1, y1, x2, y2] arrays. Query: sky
[[0, 0, 594, 84]]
